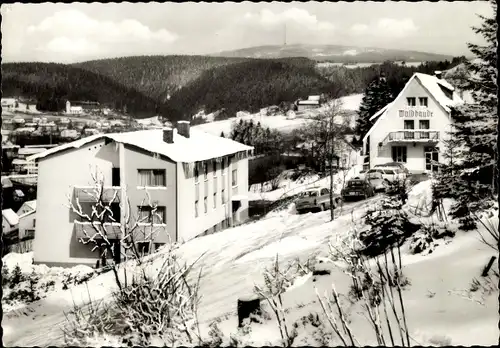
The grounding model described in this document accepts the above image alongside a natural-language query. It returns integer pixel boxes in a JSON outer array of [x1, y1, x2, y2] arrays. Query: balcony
[[74, 221, 169, 242], [383, 130, 439, 145], [73, 186, 121, 203]]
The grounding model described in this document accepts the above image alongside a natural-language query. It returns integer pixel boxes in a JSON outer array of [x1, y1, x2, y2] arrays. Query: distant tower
[[284, 23, 287, 46], [66, 100, 71, 114]]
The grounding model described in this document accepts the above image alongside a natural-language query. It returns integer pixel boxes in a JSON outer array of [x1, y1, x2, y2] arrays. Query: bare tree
[[297, 100, 348, 221], [66, 167, 167, 290]]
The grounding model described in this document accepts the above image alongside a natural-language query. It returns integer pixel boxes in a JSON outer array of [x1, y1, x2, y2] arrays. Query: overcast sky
[[1, 1, 493, 63]]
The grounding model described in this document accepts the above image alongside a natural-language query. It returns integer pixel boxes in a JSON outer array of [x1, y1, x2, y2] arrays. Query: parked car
[[296, 187, 342, 214], [363, 171, 387, 192], [341, 178, 375, 201], [367, 167, 407, 183], [374, 162, 410, 174]]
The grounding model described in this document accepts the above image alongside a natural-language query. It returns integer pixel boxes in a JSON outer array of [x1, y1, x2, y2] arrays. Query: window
[[222, 187, 226, 205], [213, 161, 217, 177], [406, 97, 416, 106], [138, 169, 166, 187], [404, 120, 414, 129], [419, 97, 428, 107], [213, 192, 217, 209], [404, 120, 414, 139], [204, 197, 208, 214], [391, 146, 407, 163], [232, 169, 238, 187], [221, 158, 226, 176], [138, 206, 166, 224], [203, 162, 208, 180], [195, 199, 199, 217], [137, 242, 151, 255], [321, 188, 330, 196], [33, 219, 36, 228], [194, 165, 199, 183], [110, 202, 121, 223], [419, 120, 430, 129]]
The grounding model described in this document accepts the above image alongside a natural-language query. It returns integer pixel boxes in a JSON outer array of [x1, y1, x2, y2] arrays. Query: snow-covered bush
[[360, 197, 420, 257], [408, 222, 456, 255], [63, 243, 205, 347]]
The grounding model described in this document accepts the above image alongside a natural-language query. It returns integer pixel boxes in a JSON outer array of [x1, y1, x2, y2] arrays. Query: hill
[[211, 44, 455, 63], [1, 62, 160, 118], [73, 55, 252, 104], [163, 58, 341, 120]]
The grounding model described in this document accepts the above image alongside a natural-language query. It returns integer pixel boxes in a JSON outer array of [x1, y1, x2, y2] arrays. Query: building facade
[[362, 72, 465, 174], [30, 121, 253, 267]]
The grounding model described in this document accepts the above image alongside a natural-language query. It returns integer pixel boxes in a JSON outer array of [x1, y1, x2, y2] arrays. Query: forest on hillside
[[2, 63, 160, 118], [1, 55, 467, 123], [73, 55, 252, 103], [163, 58, 341, 120]]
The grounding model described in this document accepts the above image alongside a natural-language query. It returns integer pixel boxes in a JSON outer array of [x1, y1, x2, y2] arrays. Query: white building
[[61, 129, 79, 139], [362, 72, 465, 174], [66, 101, 83, 115], [2, 208, 19, 236], [28, 121, 253, 267], [2, 98, 18, 110]]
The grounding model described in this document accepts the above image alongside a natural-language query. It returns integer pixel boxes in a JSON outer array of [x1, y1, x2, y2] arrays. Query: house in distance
[[362, 71, 467, 174], [28, 121, 253, 267]]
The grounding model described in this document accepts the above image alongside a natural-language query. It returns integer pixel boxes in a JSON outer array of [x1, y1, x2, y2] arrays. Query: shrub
[[63, 245, 205, 347], [360, 198, 420, 257], [2, 266, 10, 287], [9, 265, 24, 289]]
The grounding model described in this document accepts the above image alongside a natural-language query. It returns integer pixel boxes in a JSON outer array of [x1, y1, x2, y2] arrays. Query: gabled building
[[29, 121, 253, 267], [2, 208, 19, 236], [362, 72, 465, 174]]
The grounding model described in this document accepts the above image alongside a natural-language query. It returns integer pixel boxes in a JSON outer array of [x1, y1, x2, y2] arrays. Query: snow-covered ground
[[193, 94, 363, 137], [3, 179, 498, 346]]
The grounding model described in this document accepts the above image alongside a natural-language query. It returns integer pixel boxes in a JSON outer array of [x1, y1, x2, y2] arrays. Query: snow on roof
[[2, 178, 13, 188], [414, 73, 462, 112], [364, 73, 464, 142], [2, 209, 19, 226], [22, 200, 37, 211], [308, 95, 321, 101], [298, 100, 320, 105], [12, 159, 28, 165], [369, 102, 393, 121], [19, 147, 46, 155], [28, 128, 253, 163]]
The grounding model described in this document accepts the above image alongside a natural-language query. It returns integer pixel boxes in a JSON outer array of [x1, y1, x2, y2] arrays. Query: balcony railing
[[384, 130, 439, 144], [74, 221, 169, 242], [74, 221, 122, 239], [73, 186, 121, 203]]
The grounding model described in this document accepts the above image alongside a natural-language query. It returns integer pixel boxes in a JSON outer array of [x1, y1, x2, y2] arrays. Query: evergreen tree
[[220, 131, 225, 138], [436, 0, 497, 229], [355, 75, 394, 141]]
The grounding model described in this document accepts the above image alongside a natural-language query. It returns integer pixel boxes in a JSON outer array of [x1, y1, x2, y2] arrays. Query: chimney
[[177, 120, 190, 138], [434, 70, 442, 79], [163, 127, 174, 144]]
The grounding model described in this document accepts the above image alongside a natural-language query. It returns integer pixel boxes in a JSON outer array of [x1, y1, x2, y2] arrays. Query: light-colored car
[[367, 167, 406, 183], [364, 171, 386, 192], [374, 162, 410, 175], [296, 187, 342, 214]]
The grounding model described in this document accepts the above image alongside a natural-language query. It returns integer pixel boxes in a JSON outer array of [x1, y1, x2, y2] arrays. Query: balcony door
[[112, 168, 120, 187], [424, 147, 439, 173], [404, 120, 414, 140], [419, 120, 430, 139]]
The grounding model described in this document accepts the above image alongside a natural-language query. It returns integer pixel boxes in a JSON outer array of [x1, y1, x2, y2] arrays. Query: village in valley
[[1, 1, 498, 347]]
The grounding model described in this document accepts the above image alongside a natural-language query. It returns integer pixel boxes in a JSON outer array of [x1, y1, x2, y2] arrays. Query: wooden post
[[481, 256, 497, 277], [237, 295, 262, 327]]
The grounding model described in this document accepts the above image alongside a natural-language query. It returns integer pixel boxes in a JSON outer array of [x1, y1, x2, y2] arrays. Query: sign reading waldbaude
[[398, 108, 433, 118]]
